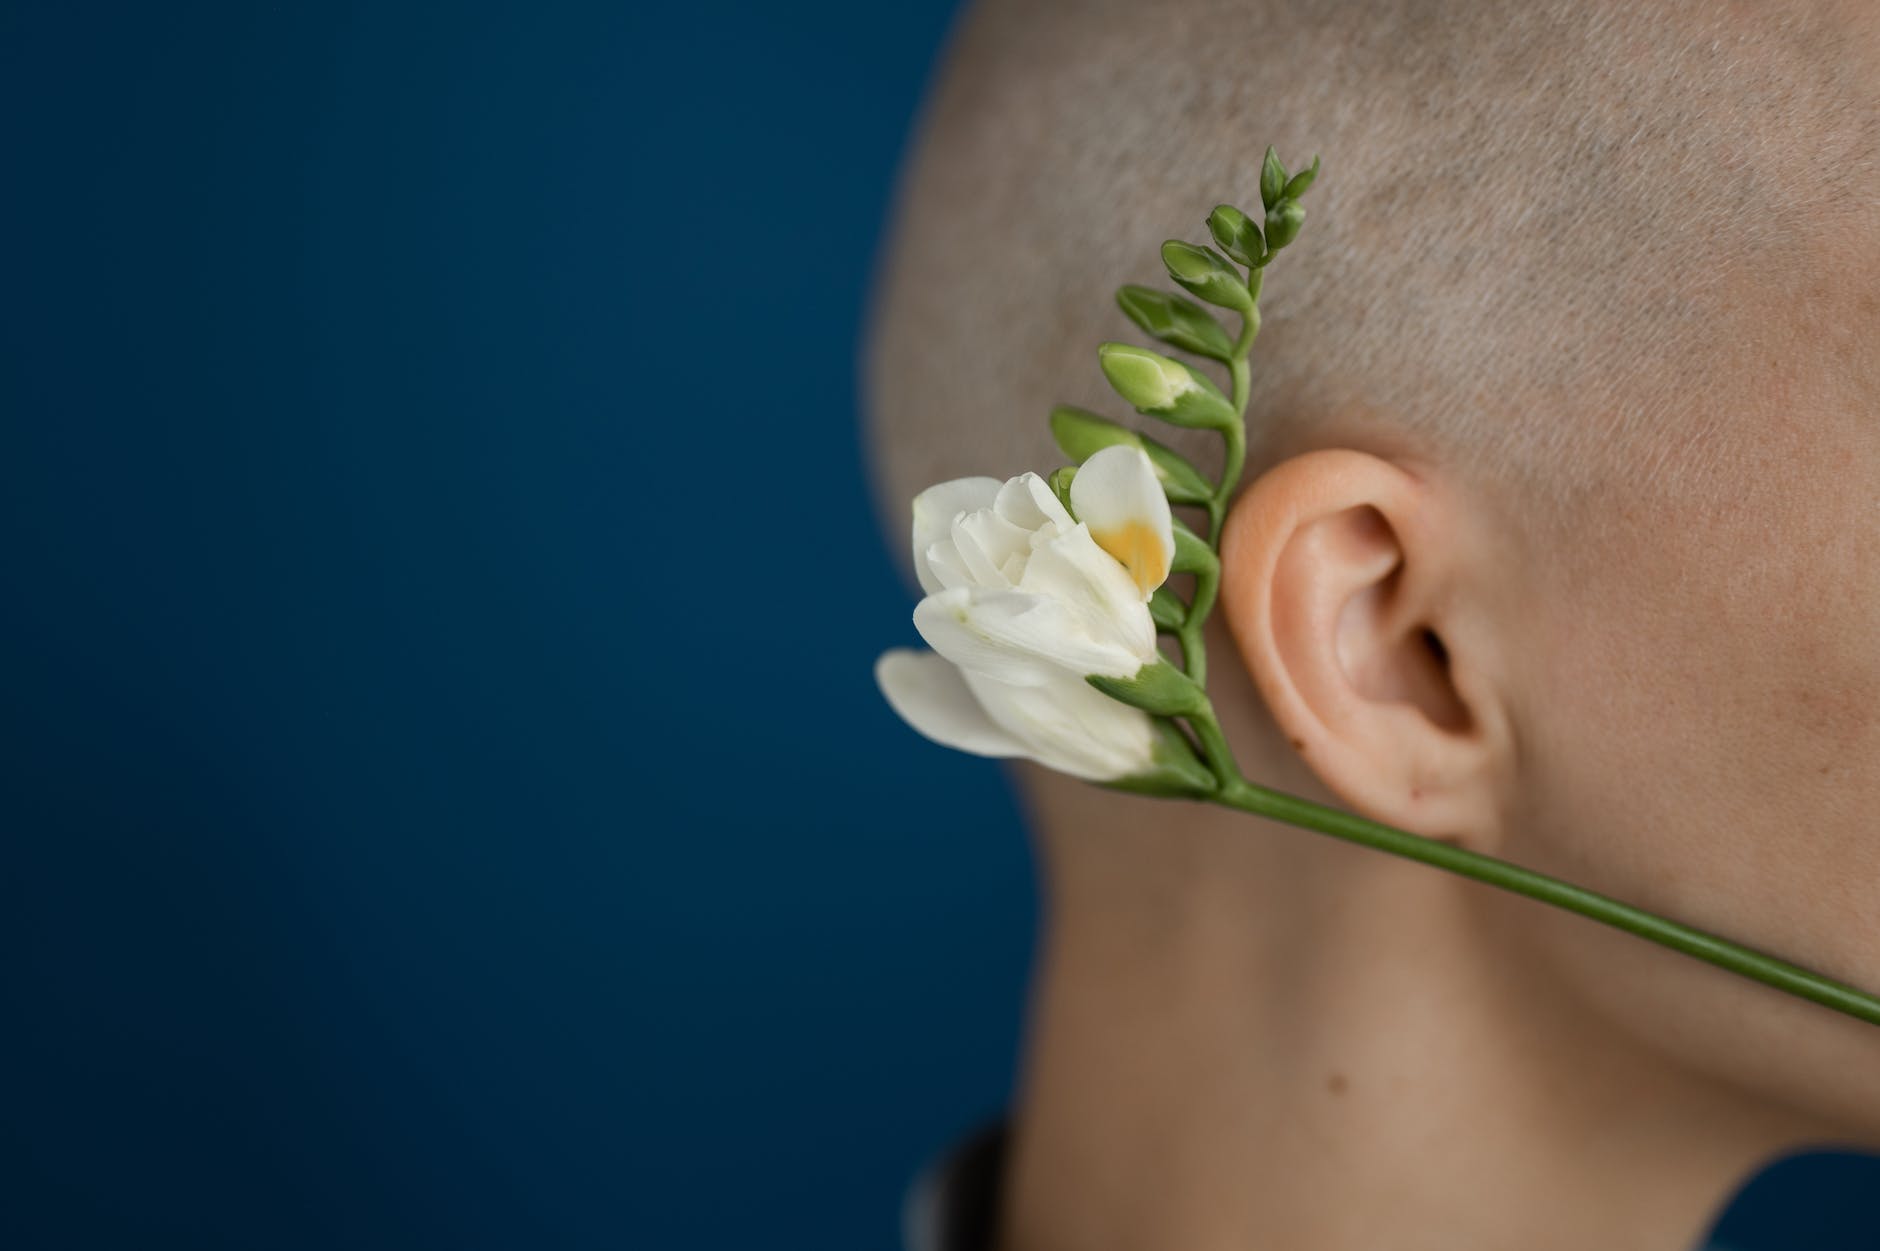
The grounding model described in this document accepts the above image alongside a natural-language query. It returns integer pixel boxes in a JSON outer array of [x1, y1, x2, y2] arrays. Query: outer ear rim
[[1217, 448, 1506, 848]]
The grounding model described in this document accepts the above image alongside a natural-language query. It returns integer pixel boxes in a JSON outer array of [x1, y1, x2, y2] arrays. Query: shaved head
[[866, 8, 1880, 1236], [866, 0, 1878, 575], [866, 4, 1880, 1192]]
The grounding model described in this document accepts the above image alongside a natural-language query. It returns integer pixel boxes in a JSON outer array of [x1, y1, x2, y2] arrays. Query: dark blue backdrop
[[2, 2, 1872, 1248]]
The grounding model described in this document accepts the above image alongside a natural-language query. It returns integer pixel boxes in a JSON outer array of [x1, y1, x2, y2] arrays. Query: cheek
[[1495, 526, 1880, 1135], [1509, 512, 1880, 984], [1676, 610, 1880, 975], [1698, 462, 1880, 972], [1511, 388, 1880, 957]]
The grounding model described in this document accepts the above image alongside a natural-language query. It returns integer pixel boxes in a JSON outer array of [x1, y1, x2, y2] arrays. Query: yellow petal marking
[[1091, 520, 1168, 597]]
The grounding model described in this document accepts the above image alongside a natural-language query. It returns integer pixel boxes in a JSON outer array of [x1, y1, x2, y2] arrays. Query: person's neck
[[996, 771, 1817, 1251]]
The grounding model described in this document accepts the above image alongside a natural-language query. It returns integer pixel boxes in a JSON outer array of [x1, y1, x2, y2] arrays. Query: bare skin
[[867, 2, 1880, 1246], [995, 278, 1880, 1247]]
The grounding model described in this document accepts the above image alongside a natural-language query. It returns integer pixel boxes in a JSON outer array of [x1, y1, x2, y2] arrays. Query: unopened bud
[[1097, 343, 1237, 431], [1160, 240, 1252, 312], [1206, 203, 1264, 268], [1260, 146, 1288, 211], [1264, 198, 1306, 251], [1284, 154, 1321, 200], [1115, 285, 1235, 362]]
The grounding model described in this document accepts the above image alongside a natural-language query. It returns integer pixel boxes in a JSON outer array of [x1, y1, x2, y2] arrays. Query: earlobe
[[1217, 449, 1508, 848]]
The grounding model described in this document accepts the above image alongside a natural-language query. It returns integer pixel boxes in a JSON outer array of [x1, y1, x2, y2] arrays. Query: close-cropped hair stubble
[[866, 0, 1877, 576]]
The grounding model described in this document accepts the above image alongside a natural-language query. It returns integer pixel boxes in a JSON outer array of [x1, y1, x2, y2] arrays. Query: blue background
[[2, 2, 1873, 1247]]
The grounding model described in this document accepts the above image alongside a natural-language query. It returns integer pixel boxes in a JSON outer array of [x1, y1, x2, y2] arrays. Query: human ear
[[1216, 449, 1513, 849]]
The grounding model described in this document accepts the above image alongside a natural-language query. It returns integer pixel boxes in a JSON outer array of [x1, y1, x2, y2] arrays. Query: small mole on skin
[[1327, 1073, 1348, 1095], [1289, 738, 1304, 751]]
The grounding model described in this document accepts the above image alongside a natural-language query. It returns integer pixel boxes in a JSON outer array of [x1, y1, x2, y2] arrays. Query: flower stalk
[[877, 146, 1880, 1028], [1145, 165, 1880, 1027], [1185, 692, 1880, 1025]]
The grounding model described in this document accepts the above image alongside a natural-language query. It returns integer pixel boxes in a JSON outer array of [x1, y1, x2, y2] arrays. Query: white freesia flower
[[875, 445, 1177, 781]]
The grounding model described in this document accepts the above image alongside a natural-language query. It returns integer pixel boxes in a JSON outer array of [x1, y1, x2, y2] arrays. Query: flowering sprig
[[874, 149, 1880, 1028]]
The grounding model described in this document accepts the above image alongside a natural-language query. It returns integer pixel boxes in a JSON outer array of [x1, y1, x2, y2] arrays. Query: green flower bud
[[1260, 146, 1288, 211], [1206, 203, 1264, 268], [1115, 285, 1236, 362], [1264, 198, 1306, 252], [1148, 587, 1188, 631], [1049, 405, 1214, 504], [1160, 240, 1253, 312], [1047, 465, 1079, 516], [1097, 342, 1238, 431], [1169, 517, 1219, 574], [1284, 154, 1320, 200]]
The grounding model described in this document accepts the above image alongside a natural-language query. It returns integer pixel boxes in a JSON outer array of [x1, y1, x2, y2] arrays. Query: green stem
[[1144, 218, 1876, 1026], [1131, 213, 1876, 1027], [1218, 419, 1246, 523], [1186, 701, 1241, 784], [1185, 705, 1880, 1026], [1176, 300, 1258, 687], [1176, 569, 1214, 688], [1222, 310, 1256, 527], [1216, 301, 1258, 544]]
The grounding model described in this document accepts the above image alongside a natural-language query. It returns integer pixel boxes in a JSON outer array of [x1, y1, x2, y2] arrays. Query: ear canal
[[1377, 623, 1469, 736], [1423, 628, 1448, 669]]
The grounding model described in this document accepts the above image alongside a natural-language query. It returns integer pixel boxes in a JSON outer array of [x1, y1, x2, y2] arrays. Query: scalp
[[864, 0, 1879, 580]]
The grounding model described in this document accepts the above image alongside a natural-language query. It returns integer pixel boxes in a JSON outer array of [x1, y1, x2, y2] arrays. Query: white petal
[[911, 477, 1002, 595], [915, 586, 1144, 682], [921, 539, 974, 591], [1017, 524, 1159, 665], [994, 472, 1074, 533], [964, 667, 1157, 781], [1069, 445, 1176, 599], [951, 508, 1031, 588], [911, 588, 1059, 686], [875, 648, 1027, 759]]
